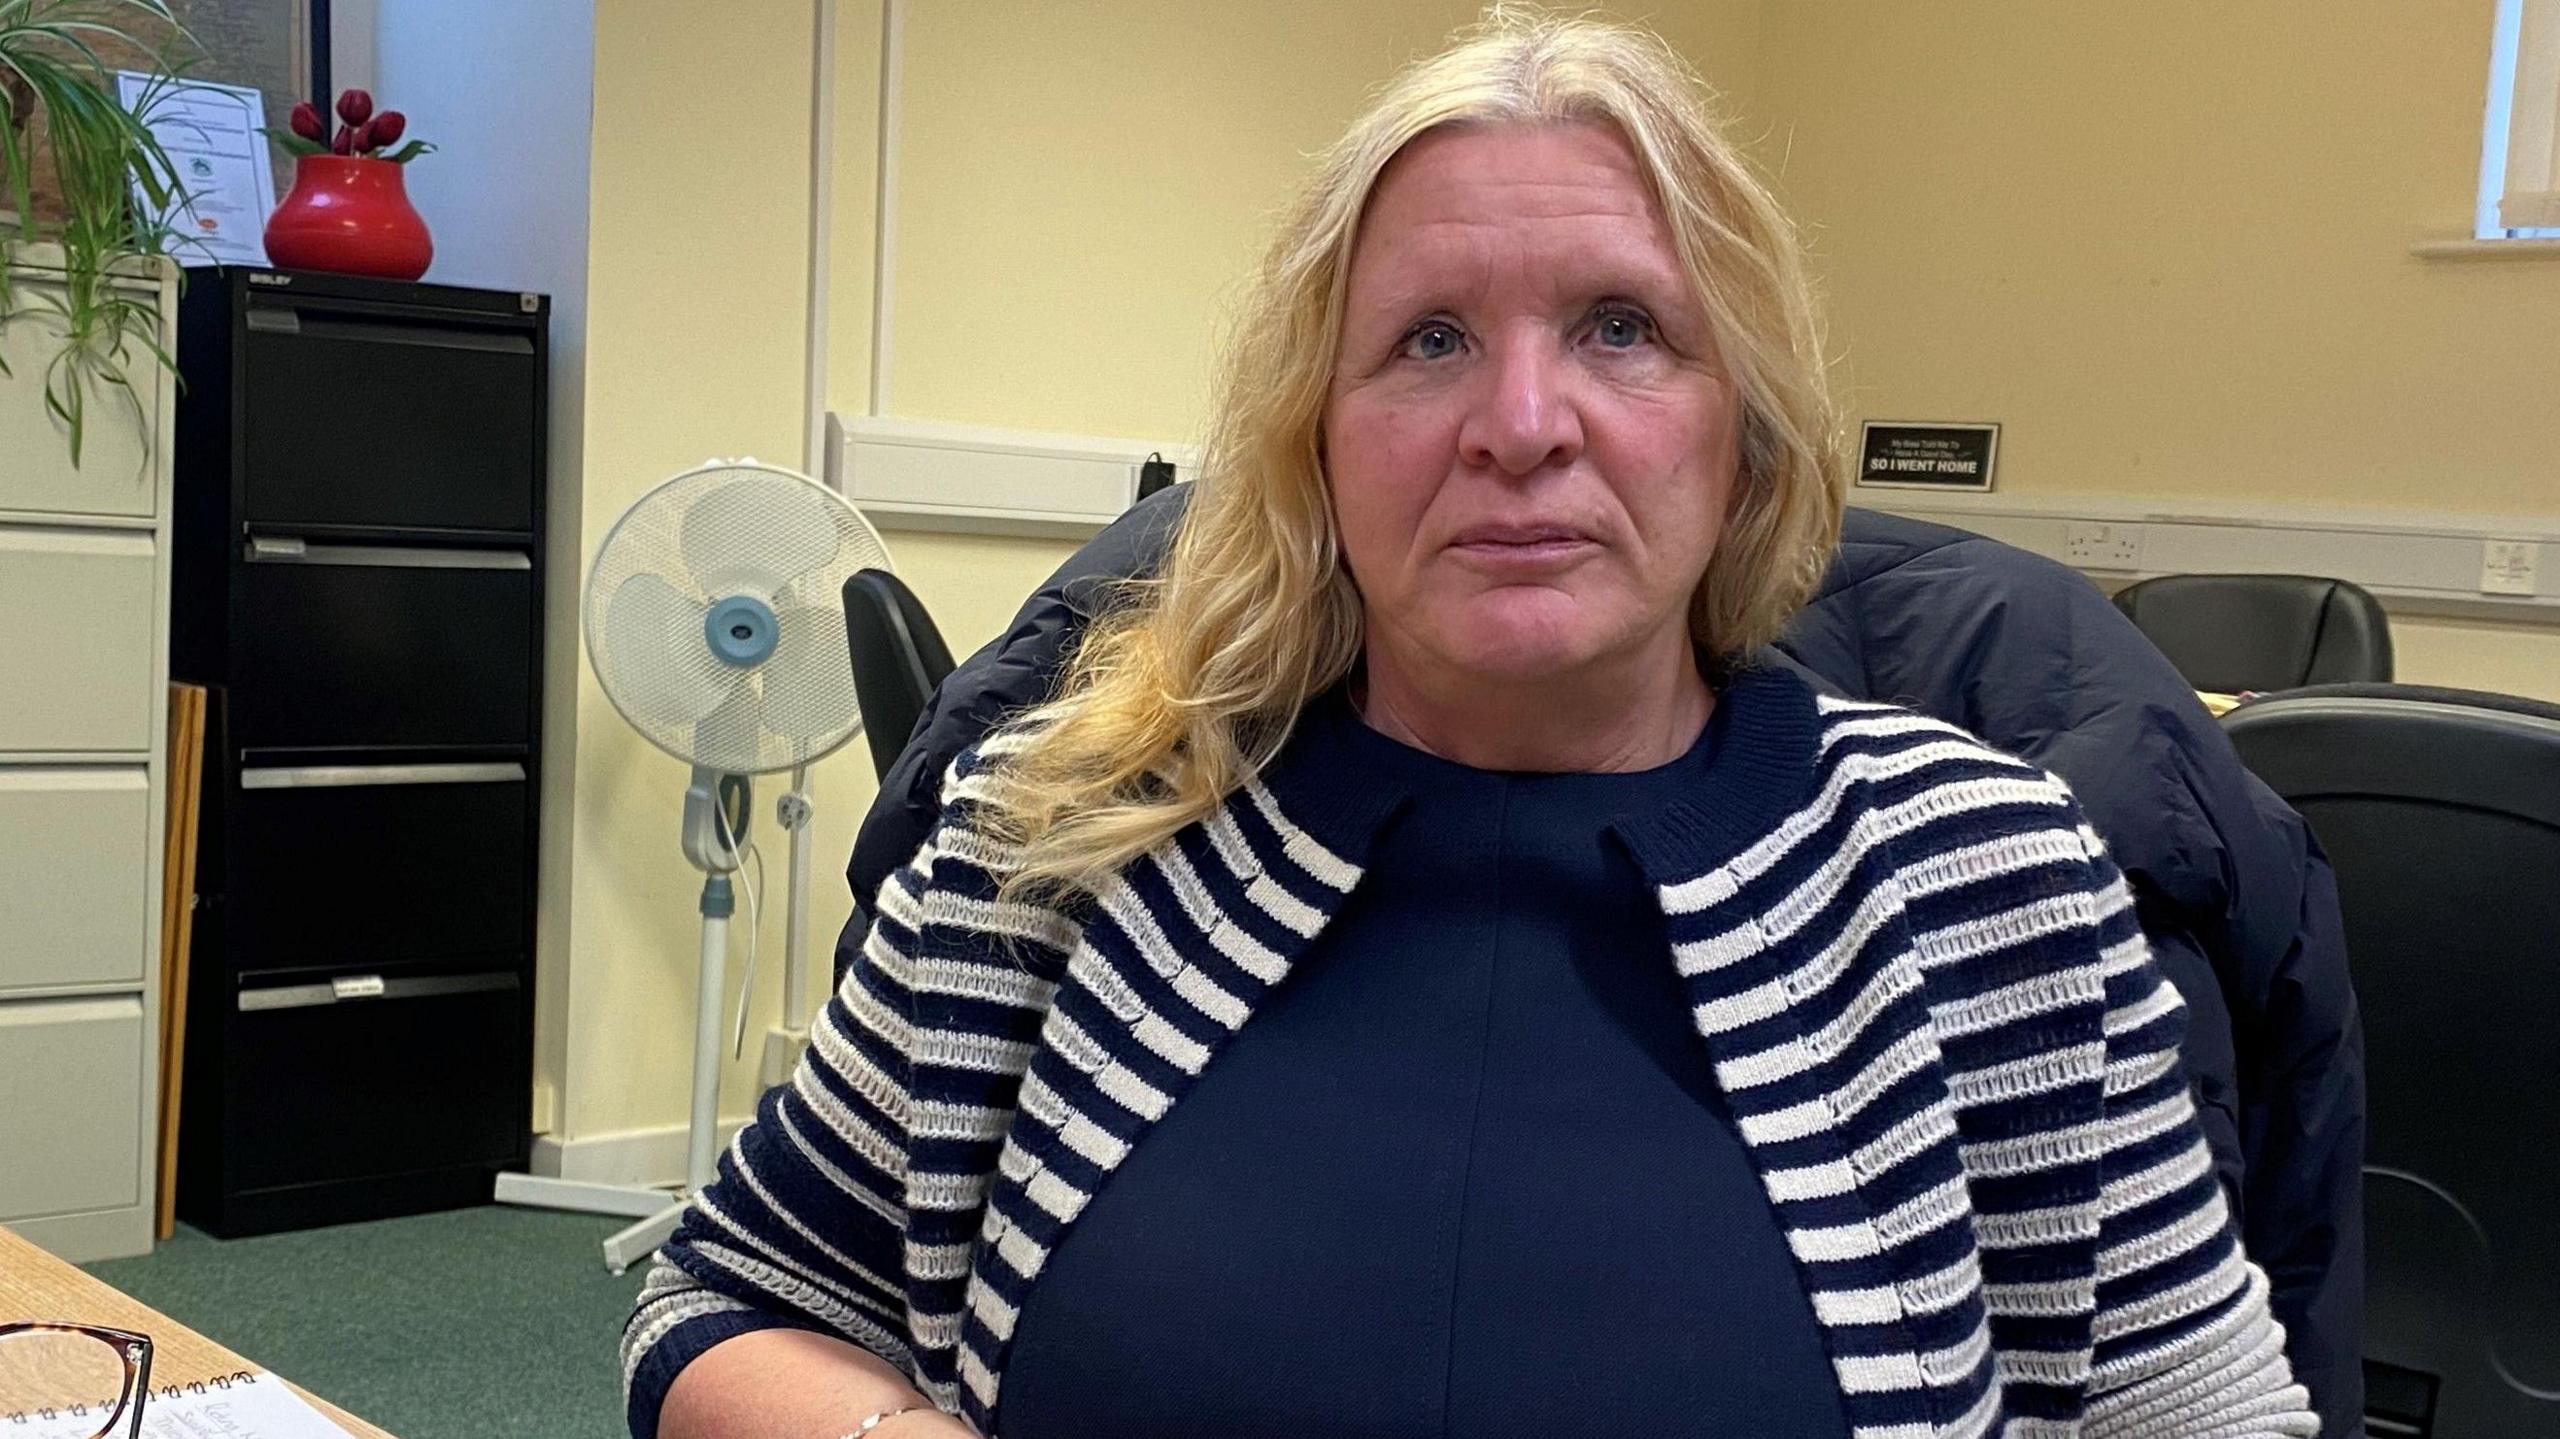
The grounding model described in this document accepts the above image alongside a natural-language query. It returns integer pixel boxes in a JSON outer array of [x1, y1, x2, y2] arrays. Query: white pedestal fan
[[495, 458, 894, 1272]]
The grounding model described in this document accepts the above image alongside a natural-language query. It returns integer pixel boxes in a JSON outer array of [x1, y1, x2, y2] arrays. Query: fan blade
[[601, 572, 736, 727], [775, 568, 840, 613], [693, 679, 767, 775], [762, 605, 861, 744], [680, 475, 844, 598]]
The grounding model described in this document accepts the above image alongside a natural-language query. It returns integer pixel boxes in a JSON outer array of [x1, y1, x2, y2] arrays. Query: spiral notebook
[[6, 1368, 356, 1439]]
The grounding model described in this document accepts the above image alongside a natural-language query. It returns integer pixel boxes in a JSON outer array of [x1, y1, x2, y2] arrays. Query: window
[[2480, 0, 2560, 239], [174, 0, 315, 192], [10, 1, 311, 218]]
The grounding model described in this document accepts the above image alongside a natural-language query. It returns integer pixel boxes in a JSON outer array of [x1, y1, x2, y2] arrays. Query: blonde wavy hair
[[982, 9, 1844, 897]]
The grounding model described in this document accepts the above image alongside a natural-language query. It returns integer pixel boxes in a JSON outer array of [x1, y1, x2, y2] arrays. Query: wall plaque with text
[[1856, 421, 2000, 491]]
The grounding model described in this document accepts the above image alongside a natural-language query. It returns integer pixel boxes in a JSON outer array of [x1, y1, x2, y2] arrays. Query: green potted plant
[[0, 0, 194, 465]]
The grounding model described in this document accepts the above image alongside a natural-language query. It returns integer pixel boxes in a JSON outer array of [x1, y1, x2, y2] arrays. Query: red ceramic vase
[[263, 155, 433, 280]]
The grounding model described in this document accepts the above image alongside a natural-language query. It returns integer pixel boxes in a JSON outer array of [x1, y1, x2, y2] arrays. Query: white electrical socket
[[2480, 540, 2542, 596], [2063, 520, 2146, 571]]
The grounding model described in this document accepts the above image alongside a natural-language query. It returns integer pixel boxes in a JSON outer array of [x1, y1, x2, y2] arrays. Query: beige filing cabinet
[[0, 245, 177, 1262]]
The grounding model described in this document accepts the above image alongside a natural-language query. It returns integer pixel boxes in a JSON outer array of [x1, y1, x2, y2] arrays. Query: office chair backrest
[[2223, 683, 2560, 1439], [2113, 573, 2392, 693], [842, 568, 957, 781]]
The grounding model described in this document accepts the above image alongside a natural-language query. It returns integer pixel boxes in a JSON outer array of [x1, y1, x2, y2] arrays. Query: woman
[[626, 15, 2317, 1438]]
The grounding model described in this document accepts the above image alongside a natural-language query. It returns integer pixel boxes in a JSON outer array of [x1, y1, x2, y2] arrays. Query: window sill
[[2410, 238, 2560, 261]]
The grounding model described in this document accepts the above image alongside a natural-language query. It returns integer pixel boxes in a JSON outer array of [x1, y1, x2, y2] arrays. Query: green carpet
[[83, 1207, 647, 1439]]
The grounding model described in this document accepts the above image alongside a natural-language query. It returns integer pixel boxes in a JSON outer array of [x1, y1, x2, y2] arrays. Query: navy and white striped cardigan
[[623, 665, 2317, 1438]]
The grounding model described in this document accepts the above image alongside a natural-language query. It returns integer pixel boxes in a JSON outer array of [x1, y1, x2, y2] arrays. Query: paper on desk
[[10, 1371, 355, 1439]]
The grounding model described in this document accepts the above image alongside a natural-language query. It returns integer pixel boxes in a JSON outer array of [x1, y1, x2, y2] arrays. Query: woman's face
[[1323, 122, 1740, 690]]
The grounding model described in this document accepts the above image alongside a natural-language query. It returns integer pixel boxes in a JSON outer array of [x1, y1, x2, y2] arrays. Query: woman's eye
[[1592, 308, 1653, 349], [1400, 321, 1463, 361]]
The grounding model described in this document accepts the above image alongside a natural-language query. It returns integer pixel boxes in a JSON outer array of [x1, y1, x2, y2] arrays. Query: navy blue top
[[1000, 684, 1852, 1438]]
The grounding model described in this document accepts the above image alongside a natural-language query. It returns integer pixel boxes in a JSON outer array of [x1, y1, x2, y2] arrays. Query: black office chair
[[2113, 573, 2392, 693], [2223, 683, 2560, 1439], [842, 568, 957, 781]]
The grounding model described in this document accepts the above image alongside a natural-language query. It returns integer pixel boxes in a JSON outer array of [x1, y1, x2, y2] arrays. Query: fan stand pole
[[498, 871, 738, 1275], [596, 875, 733, 1272], [686, 876, 733, 1190]]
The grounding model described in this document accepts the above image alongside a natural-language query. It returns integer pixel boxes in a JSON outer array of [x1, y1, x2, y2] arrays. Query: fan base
[[492, 1171, 690, 1274]]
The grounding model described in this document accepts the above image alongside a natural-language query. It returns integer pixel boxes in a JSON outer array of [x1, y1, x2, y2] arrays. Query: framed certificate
[[115, 72, 277, 267]]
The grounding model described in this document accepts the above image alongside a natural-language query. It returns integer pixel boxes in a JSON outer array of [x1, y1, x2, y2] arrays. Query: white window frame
[[2480, 0, 2560, 238]]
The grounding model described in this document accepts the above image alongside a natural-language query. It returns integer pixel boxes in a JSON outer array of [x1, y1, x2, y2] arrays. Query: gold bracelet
[[843, 1405, 929, 1436]]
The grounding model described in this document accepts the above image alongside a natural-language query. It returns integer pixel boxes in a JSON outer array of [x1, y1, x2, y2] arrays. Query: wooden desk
[[0, 1226, 395, 1438]]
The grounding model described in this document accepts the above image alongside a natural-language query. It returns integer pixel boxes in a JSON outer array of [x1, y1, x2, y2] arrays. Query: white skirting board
[[527, 1117, 754, 1190], [832, 414, 2559, 625]]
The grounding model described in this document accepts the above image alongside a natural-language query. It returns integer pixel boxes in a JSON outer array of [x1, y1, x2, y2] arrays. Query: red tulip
[[350, 117, 378, 152], [331, 124, 354, 155], [289, 100, 325, 142], [336, 88, 373, 126], [370, 111, 407, 146]]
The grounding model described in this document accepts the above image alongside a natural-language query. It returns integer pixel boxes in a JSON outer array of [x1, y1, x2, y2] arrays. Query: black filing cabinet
[[171, 269, 546, 1235]]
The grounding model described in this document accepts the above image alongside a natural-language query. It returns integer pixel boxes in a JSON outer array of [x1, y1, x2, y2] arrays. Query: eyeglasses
[[0, 1322, 154, 1439]]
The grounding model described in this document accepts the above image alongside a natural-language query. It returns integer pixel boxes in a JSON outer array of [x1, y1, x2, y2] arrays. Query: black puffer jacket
[[842, 489, 2365, 1436]]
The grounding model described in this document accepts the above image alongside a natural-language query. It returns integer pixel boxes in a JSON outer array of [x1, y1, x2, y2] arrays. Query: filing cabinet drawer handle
[[245, 307, 536, 354], [239, 762, 526, 791], [244, 537, 530, 570], [238, 971, 520, 1012]]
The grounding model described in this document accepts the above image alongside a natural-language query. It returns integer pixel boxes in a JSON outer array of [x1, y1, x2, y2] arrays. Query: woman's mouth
[[1448, 525, 1599, 567]]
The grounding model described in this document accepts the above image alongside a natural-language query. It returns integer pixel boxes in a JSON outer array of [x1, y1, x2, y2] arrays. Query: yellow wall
[[558, 0, 881, 1139], [1753, 0, 2559, 515], [2393, 614, 2560, 701], [553, 0, 2556, 1143], [871, 1, 1763, 657], [813, 6, 1072, 663], [552, 0, 1762, 1146], [882, 0, 1759, 440], [1748, 0, 2560, 699]]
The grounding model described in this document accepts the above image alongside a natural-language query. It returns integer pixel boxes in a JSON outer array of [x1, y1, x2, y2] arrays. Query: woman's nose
[[1457, 336, 1584, 477]]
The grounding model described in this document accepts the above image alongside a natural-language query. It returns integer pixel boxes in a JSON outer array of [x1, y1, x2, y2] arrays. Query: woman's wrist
[[841, 1405, 964, 1437], [657, 1327, 950, 1439], [841, 1406, 926, 1436]]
